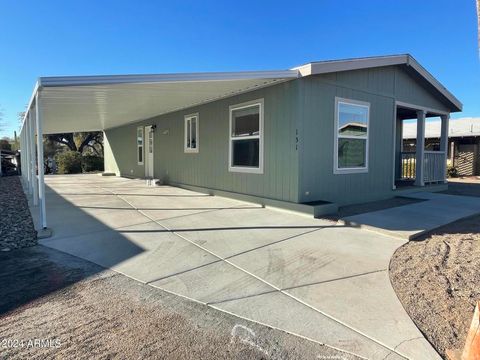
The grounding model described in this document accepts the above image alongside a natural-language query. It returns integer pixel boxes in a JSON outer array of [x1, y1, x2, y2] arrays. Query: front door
[[144, 126, 154, 179]]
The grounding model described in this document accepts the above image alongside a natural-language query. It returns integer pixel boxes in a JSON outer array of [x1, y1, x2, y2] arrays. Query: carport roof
[[34, 70, 299, 134], [23, 54, 462, 134]]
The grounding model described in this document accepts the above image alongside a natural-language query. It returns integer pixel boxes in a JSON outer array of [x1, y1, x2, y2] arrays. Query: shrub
[[55, 151, 82, 174], [82, 155, 104, 173], [447, 164, 458, 178]]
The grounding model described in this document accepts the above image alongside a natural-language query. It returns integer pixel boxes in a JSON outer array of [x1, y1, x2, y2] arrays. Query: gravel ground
[[390, 179, 480, 358], [0, 245, 358, 360], [333, 196, 421, 219], [442, 177, 480, 197], [0, 176, 37, 251]]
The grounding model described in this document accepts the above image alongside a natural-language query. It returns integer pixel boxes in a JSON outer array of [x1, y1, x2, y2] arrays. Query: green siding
[[104, 81, 299, 202], [298, 65, 451, 206], [104, 64, 454, 207], [298, 76, 395, 205], [394, 68, 450, 112]]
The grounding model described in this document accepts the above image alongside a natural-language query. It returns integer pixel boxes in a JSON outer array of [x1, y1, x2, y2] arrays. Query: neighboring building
[[403, 118, 480, 176], [19, 55, 462, 226]]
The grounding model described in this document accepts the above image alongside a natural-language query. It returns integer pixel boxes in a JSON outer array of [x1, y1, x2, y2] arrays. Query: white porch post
[[29, 110, 39, 205], [414, 110, 426, 186], [35, 93, 47, 230], [440, 114, 450, 183]]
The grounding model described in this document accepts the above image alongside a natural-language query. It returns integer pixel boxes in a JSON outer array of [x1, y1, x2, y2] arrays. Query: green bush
[[447, 165, 458, 178], [55, 151, 82, 174], [82, 155, 104, 173]]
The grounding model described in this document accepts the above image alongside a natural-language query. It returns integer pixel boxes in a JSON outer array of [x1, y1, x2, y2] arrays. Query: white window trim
[[333, 97, 370, 174], [184, 113, 199, 153], [228, 99, 264, 174], [137, 126, 144, 165]]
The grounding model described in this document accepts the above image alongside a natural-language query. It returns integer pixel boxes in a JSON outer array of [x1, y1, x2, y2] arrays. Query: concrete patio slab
[[159, 206, 328, 230], [286, 270, 439, 360], [227, 226, 405, 289], [177, 227, 320, 259], [30, 175, 444, 359], [33, 206, 152, 240], [213, 291, 403, 360], [104, 186, 208, 196], [121, 193, 253, 210], [150, 261, 274, 304], [57, 194, 133, 209], [141, 208, 224, 222], [41, 221, 220, 283], [342, 192, 480, 240]]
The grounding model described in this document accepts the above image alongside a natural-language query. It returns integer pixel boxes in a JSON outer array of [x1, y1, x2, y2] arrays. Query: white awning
[[33, 70, 299, 134]]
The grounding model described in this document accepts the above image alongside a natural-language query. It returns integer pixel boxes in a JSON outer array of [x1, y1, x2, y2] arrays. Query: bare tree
[[18, 109, 26, 129], [46, 132, 104, 156]]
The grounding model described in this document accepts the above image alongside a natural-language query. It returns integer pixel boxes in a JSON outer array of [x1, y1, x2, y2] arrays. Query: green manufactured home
[[20, 55, 462, 225]]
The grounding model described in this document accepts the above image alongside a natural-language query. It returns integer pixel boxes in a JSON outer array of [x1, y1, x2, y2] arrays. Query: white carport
[[18, 69, 299, 231]]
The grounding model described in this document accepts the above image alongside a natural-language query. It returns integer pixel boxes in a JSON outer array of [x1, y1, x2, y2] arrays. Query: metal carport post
[[19, 87, 48, 233], [35, 92, 47, 230]]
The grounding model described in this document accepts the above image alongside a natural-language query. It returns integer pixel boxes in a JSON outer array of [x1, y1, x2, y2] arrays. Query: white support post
[[20, 130, 24, 181], [29, 111, 39, 205], [415, 110, 426, 186], [35, 93, 47, 229], [35, 94, 47, 230], [23, 128, 28, 184], [440, 114, 450, 183], [24, 115, 31, 192]]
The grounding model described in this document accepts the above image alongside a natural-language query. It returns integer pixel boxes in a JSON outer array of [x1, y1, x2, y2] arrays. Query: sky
[[0, 0, 479, 137]]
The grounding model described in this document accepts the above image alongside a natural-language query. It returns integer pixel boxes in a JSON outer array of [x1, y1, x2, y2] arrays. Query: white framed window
[[334, 97, 369, 174], [184, 113, 199, 153], [229, 99, 264, 174], [137, 126, 144, 165]]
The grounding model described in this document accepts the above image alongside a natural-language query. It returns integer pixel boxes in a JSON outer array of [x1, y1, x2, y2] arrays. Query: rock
[[0, 176, 38, 252]]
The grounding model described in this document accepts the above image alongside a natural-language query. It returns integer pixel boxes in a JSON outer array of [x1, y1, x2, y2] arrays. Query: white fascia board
[[293, 54, 462, 112], [292, 54, 408, 76], [20, 80, 40, 133], [312, 54, 408, 75], [39, 70, 299, 87]]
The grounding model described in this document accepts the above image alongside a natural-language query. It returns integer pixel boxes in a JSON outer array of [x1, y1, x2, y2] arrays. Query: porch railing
[[424, 151, 445, 183], [401, 152, 416, 179], [400, 151, 446, 183]]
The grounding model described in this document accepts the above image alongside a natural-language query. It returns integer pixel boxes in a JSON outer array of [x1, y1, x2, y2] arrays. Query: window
[[184, 113, 199, 153], [334, 97, 369, 173], [137, 127, 144, 165], [229, 99, 264, 174]]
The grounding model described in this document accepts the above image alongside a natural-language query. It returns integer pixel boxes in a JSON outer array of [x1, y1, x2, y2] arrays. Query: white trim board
[[228, 98, 264, 174], [184, 113, 199, 153], [333, 97, 370, 175]]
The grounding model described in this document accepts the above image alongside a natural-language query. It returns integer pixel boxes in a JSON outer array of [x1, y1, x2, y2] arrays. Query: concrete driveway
[[31, 174, 439, 360]]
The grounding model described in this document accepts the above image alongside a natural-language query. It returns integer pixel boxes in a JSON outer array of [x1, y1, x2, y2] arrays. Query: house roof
[[294, 54, 462, 112], [21, 54, 461, 134], [403, 117, 480, 139]]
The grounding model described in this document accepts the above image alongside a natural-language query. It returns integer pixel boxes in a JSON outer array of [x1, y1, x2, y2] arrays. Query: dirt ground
[[0, 245, 358, 360], [390, 179, 480, 359]]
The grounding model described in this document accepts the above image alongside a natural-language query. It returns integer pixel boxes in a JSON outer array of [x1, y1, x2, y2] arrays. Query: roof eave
[[405, 56, 463, 112], [294, 54, 462, 113], [39, 69, 300, 87]]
